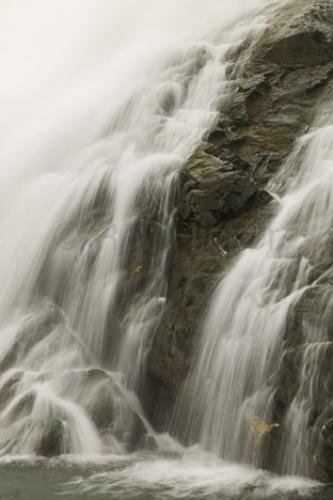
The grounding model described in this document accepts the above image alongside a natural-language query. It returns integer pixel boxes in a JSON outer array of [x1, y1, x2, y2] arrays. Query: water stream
[[174, 98, 333, 478], [0, 0, 276, 458], [0, 0, 328, 498]]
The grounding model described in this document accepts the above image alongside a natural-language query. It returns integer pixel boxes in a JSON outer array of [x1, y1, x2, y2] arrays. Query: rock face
[[145, 0, 333, 481], [37, 419, 68, 457]]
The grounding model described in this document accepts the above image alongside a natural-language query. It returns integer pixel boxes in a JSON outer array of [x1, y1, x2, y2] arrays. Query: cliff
[[145, 0, 333, 481]]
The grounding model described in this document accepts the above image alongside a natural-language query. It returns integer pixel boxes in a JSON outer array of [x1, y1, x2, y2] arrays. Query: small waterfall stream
[[174, 105, 333, 477], [0, 0, 276, 457]]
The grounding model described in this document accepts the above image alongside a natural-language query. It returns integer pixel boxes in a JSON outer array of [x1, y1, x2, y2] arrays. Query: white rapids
[[0, 0, 279, 456], [174, 94, 333, 477]]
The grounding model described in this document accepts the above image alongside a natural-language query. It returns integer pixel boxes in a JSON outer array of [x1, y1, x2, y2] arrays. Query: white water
[[0, 451, 322, 500], [175, 100, 333, 476], [60, 451, 320, 498], [0, 0, 280, 457]]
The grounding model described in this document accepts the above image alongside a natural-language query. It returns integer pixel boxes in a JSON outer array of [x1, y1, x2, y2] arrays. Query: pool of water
[[0, 451, 331, 500]]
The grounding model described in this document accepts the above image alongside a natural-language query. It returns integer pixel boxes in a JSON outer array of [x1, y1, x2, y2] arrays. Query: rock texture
[[145, 0, 333, 481]]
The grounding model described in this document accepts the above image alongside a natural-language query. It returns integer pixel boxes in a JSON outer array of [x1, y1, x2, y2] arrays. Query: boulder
[[36, 418, 68, 457]]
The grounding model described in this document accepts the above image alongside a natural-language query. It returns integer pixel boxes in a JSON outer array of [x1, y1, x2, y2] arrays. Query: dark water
[[0, 453, 331, 500]]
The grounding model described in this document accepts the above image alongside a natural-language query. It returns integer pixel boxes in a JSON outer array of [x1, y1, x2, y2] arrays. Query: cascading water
[[174, 95, 333, 476], [0, 0, 277, 457]]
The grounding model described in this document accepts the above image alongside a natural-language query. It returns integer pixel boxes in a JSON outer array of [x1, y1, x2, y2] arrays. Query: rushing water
[[0, 0, 329, 498], [0, 0, 277, 457], [174, 85, 333, 477]]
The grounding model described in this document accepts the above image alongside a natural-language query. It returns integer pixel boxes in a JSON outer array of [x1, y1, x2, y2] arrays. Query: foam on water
[[59, 451, 320, 499]]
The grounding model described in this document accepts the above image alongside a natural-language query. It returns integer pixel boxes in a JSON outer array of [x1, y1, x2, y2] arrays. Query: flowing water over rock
[[0, 0, 280, 458], [0, 0, 332, 498], [174, 91, 333, 479]]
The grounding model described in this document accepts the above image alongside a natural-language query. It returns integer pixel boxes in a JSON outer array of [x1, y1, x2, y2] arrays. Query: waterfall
[[174, 96, 333, 475], [0, 0, 276, 456]]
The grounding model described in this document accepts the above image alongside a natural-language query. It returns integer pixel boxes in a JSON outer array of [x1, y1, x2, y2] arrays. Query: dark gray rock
[[179, 152, 257, 227], [144, 0, 333, 481], [268, 342, 333, 481], [263, 30, 331, 67], [316, 416, 333, 481], [36, 419, 68, 457]]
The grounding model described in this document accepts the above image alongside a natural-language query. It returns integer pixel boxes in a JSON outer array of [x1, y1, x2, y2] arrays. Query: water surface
[[0, 453, 330, 500]]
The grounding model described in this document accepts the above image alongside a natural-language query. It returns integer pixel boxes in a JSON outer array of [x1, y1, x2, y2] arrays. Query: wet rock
[[83, 370, 119, 430], [0, 371, 23, 411], [264, 30, 331, 67], [285, 284, 333, 348], [270, 342, 333, 480], [179, 152, 257, 227], [36, 419, 68, 457], [78, 369, 145, 450], [0, 302, 65, 373], [145, 1, 333, 479], [9, 391, 35, 419], [316, 417, 333, 481]]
